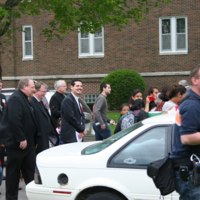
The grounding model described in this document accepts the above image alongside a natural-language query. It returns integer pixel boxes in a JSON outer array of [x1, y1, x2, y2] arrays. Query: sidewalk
[[0, 179, 28, 200]]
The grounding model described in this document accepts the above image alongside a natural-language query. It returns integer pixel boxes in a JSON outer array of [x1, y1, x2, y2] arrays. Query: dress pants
[[6, 147, 36, 200], [175, 170, 200, 200]]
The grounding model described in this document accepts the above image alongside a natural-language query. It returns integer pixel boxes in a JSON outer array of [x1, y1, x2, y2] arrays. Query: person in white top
[[162, 84, 187, 112]]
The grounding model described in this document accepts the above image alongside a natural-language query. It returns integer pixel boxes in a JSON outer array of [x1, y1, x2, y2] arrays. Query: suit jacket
[[30, 97, 59, 154], [60, 93, 85, 143], [49, 91, 65, 127], [0, 93, 7, 121], [1, 90, 38, 150]]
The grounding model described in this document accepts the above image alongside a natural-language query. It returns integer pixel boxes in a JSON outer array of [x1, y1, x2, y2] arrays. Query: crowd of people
[[112, 81, 189, 135], [0, 65, 198, 200]]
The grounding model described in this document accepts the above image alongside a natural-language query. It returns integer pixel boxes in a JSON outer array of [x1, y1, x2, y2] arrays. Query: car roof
[[142, 113, 176, 125]]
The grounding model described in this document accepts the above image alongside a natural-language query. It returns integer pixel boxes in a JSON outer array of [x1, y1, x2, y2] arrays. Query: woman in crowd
[[128, 89, 143, 108], [155, 85, 170, 111], [145, 86, 159, 112], [162, 84, 187, 112], [130, 99, 148, 122]]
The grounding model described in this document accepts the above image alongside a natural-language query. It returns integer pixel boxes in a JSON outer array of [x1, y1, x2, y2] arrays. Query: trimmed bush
[[102, 69, 145, 110]]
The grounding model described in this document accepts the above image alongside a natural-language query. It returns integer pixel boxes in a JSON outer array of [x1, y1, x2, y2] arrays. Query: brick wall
[[1, 0, 199, 95]]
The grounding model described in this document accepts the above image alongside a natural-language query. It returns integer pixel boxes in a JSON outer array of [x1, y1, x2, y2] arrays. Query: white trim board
[[2, 71, 190, 81]]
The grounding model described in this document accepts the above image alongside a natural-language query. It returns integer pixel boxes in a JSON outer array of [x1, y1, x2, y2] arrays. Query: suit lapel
[[70, 93, 84, 115], [36, 99, 49, 118], [19, 91, 37, 126]]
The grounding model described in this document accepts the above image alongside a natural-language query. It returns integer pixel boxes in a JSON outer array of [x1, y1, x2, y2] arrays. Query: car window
[[108, 126, 171, 168], [82, 122, 143, 155]]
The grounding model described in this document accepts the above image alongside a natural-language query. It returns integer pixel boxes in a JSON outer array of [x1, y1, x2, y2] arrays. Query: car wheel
[[86, 192, 124, 200]]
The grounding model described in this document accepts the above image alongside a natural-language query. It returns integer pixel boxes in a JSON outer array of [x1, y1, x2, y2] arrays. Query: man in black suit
[[49, 80, 67, 128], [30, 81, 59, 154], [2, 79, 38, 200], [60, 79, 87, 143], [0, 80, 7, 189], [0, 80, 7, 121]]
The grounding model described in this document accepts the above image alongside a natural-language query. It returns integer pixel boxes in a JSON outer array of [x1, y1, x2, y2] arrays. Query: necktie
[[40, 101, 48, 114], [78, 99, 84, 113]]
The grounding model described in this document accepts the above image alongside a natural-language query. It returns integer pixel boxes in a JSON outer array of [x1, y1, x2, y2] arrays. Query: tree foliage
[[0, 0, 171, 38], [102, 69, 145, 110], [0, 0, 171, 77]]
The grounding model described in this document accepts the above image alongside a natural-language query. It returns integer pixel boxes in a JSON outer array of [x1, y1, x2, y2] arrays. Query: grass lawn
[[107, 111, 120, 134]]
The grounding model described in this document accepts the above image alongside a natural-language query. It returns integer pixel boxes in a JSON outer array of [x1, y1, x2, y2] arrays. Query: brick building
[[1, 0, 200, 104]]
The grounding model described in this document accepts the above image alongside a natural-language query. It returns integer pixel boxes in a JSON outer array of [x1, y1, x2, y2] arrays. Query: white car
[[26, 113, 178, 200]]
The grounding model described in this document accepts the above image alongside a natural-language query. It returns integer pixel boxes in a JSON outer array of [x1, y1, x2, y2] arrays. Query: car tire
[[86, 191, 124, 200]]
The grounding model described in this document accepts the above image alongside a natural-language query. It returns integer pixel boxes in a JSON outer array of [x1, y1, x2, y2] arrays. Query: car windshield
[[82, 122, 143, 155]]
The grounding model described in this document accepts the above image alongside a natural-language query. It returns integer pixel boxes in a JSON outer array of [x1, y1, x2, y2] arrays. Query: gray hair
[[54, 80, 66, 90], [17, 79, 32, 89], [178, 80, 189, 87]]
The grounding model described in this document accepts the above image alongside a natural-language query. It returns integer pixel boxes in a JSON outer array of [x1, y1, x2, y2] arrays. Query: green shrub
[[102, 69, 146, 110]]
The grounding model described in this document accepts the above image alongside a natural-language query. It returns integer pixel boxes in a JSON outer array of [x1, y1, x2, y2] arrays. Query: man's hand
[[100, 124, 106, 129], [79, 130, 88, 138], [110, 119, 116, 125], [19, 140, 27, 150]]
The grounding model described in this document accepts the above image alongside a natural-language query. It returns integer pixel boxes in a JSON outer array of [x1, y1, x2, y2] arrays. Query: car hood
[[36, 141, 104, 168]]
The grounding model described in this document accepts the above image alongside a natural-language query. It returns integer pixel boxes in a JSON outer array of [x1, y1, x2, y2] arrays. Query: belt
[[172, 158, 193, 170]]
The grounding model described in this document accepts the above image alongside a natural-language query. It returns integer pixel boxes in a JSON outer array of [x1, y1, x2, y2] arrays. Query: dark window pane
[[177, 18, 185, 33], [94, 30, 102, 37], [25, 27, 31, 41], [162, 19, 170, 34], [81, 32, 89, 38]]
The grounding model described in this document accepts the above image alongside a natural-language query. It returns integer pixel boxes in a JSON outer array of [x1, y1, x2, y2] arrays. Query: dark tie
[[40, 101, 48, 114], [78, 99, 84, 113]]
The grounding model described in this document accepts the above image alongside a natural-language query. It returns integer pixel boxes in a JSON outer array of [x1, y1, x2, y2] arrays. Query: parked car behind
[[26, 113, 178, 200]]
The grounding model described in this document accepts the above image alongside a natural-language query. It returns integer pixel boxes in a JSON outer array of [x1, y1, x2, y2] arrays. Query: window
[[78, 28, 104, 58], [108, 126, 171, 168], [22, 25, 33, 60], [82, 122, 143, 155], [159, 17, 188, 55], [84, 94, 98, 104]]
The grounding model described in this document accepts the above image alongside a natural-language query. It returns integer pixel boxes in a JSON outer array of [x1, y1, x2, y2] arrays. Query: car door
[[107, 125, 178, 200]]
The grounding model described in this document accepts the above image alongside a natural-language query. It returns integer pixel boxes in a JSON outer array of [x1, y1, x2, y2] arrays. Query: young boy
[[114, 103, 130, 134]]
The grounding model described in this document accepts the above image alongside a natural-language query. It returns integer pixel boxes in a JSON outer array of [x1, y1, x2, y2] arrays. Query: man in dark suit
[[0, 80, 7, 121], [2, 79, 38, 200], [0, 80, 7, 189], [49, 80, 67, 128], [30, 81, 59, 154], [60, 79, 87, 143]]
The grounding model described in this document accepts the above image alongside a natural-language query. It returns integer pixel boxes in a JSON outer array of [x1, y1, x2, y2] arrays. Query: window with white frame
[[159, 17, 188, 55], [84, 94, 98, 104], [22, 25, 33, 60], [78, 27, 104, 57]]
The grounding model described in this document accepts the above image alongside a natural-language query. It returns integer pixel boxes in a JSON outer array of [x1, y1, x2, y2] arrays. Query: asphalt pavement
[[0, 179, 28, 200]]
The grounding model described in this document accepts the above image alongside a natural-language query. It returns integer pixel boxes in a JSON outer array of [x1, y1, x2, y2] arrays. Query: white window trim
[[159, 16, 188, 55], [84, 94, 98, 104], [78, 27, 104, 58], [22, 25, 33, 60]]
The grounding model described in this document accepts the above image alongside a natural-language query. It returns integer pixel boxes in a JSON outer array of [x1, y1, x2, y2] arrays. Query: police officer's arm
[[181, 133, 200, 145]]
